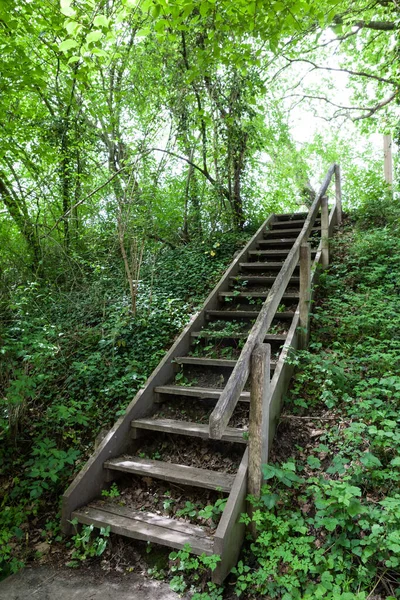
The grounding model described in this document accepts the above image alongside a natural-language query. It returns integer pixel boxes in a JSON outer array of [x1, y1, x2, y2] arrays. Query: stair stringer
[[61, 214, 274, 534]]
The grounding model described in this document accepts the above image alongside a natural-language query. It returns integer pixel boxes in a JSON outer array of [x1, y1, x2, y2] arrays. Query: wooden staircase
[[62, 165, 342, 583]]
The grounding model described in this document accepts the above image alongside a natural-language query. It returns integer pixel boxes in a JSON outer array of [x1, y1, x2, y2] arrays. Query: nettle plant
[[237, 462, 400, 599]]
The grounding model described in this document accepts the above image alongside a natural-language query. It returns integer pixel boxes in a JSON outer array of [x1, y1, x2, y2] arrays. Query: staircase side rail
[[61, 214, 275, 533], [209, 163, 340, 440]]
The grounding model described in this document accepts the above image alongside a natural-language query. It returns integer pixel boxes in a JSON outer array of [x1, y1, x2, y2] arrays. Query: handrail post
[[321, 195, 329, 268], [299, 242, 311, 350], [248, 343, 270, 501], [335, 164, 343, 225]]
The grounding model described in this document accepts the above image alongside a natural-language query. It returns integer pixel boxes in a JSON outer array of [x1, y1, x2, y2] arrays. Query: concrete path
[[0, 566, 187, 600]]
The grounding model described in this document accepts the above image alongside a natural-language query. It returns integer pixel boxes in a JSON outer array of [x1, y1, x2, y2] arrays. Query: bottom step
[[73, 502, 214, 555]]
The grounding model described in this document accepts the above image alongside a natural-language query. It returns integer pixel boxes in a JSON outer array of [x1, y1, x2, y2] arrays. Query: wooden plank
[[321, 196, 329, 268], [104, 457, 235, 492], [131, 418, 248, 444], [206, 310, 294, 320], [230, 276, 300, 283], [248, 249, 316, 257], [173, 356, 277, 371], [268, 312, 299, 452], [299, 243, 311, 350], [273, 218, 320, 228], [239, 262, 300, 270], [219, 291, 299, 299], [154, 384, 250, 401], [213, 450, 248, 584], [72, 505, 213, 555], [61, 213, 275, 533], [384, 134, 393, 186], [334, 164, 343, 225], [264, 226, 320, 237], [174, 356, 237, 368], [191, 332, 287, 342], [257, 238, 297, 246], [248, 344, 270, 500], [209, 163, 336, 440]]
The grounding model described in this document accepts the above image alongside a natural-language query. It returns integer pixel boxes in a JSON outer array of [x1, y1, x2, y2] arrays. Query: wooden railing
[[208, 163, 342, 442]]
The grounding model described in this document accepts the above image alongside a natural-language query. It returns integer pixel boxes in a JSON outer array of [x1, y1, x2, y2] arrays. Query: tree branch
[[282, 55, 398, 86], [353, 90, 399, 120], [354, 20, 396, 31]]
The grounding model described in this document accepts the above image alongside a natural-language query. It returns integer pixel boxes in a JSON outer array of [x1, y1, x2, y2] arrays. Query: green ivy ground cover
[[0, 232, 248, 580]]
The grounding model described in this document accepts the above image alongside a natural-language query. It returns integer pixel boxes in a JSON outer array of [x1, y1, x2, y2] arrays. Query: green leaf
[[60, 0, 76, 17], [360, 453, 382, 468], [261, 493, 279, 509], [59, 39, 79, 52], [86, 30, 103, 44], [322, 517, 339, 531], [262, 464, 277, 480], [307, 456, 321, 469], [93, 15, 109, 27], [390, 456, 400, 466]]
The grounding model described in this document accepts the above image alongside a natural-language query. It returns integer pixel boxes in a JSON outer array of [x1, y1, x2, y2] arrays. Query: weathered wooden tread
[[219, 291, 299, 299], [206, 310, 295, 320], [174, 356, 238, 368], [248, 249, 317, 257], [257, 238, 297, 246], [272, 218, 320, 228], [72, 504, 213, 555], [239, 262, 300, 269], [173, 356, 277, 369], [230, 276, 300, 283], [154, 384, 250, 401], [131, 418, 248, 444], [191, 331, 287, 342], [104, 456, 235, 492], [264, 226, 321, 238], [273, 212, 309, 219]]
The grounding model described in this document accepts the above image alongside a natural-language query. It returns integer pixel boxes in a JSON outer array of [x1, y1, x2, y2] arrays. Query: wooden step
[[72, 503, 214, 555], [175, 356, 238, 368], [257, 238, 296, 247], [154, 384, 251, 401], [191, 331, 287, 342], [272, 218, 319, 229], [239, 262, 299, 271], [264, 226, 321, 238], [230, 276, 300, 284], [206, 310, 295, 320], [273, 212, 308, 220], [248, 249, 317, 258], [174, 356, 277, 370], [272, 219, 306, 228], [219, 291, 299, 299], [105, 456, 235, 492], [131, 418, 248, 444]]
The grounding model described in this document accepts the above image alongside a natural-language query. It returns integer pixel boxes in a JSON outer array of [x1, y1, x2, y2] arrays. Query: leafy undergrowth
[[230, 206, 400, 599], [0, 232, 248, 580]]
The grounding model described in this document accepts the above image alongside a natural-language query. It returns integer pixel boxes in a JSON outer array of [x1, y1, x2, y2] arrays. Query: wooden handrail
[[209, 163, 341, 439]]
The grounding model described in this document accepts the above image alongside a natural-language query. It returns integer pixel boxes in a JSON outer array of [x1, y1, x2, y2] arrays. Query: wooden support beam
[[299, 243, 311, 350], [334, 164, 343, 226], [248, 343, 270, 500], [321, 196, 329, 268], [383, 134, 393, 186]]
